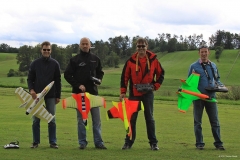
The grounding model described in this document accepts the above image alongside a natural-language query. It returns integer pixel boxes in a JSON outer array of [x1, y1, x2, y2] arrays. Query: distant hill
[[0, 50, 239, 91], [157, 49, 240, 86]]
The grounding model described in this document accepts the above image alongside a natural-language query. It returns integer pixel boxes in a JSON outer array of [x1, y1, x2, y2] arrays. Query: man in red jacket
[[120, 37, 165, 150]]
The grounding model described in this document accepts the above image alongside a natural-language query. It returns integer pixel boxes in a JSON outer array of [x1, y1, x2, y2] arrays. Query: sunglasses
[[137, 45, 146, 48], [42, 49, 51, 51]]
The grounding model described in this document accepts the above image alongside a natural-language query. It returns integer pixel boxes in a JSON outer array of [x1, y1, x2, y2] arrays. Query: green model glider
[[176, 73, 217, 113]]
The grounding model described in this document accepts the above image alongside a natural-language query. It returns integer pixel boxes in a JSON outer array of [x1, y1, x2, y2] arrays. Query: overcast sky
[[1, 0, 240, 48]]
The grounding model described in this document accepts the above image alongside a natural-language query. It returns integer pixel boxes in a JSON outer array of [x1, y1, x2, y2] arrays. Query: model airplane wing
[[62, 92, 106, 129], [106, 98, 144, 139], [177, 73, 217, 113], [15, 87, 55, 123], [177, 92, 198, 113]]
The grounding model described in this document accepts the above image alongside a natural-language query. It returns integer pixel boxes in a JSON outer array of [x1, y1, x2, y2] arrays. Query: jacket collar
[[80, 49, 90, 56], [41, 56, 51, 61]]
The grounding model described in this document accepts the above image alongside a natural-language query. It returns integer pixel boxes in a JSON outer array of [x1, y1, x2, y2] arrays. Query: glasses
[[42, 49, 51, 51], [137, 45, 146, 48]]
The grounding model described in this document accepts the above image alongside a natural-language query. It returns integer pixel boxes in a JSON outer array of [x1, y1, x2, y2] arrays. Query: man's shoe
[[196, 145, 204, 150], [216, 146, 225, 150], [30, 143, 38, 149], [79, 144, 87, 149], [122, 143, 131, 150], [50, 143, 58, 149], [96, 144, 107, 149], [151, 144, 159, 150]]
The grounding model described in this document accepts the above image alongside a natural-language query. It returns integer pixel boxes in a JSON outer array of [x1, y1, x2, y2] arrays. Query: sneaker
[[50, 143, 58, 149], [122, 143, 131, 150], [150, 144, 159, 150], [196, 145, 204, 150], [216, 146, 225, 150], [30, 143, 38, 149], [96, 144, 107, 149], [79, 144, 87, 150]]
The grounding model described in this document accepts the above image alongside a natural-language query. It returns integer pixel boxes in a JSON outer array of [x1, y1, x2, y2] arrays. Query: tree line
[[2, 30, 240, 77]]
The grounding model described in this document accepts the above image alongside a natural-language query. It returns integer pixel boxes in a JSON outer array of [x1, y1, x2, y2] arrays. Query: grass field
[[0, 88, 239, 160], [0, 51, 239, 159]]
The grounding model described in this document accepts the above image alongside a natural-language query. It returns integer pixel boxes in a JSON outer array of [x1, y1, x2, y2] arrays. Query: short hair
[[198, 44, 209, 51], [136, 37, 148, 45], [41, 41, 51, 48]]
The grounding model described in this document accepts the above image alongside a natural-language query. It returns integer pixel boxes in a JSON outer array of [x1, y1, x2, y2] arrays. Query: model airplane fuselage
[[15, 81, 55, 123]]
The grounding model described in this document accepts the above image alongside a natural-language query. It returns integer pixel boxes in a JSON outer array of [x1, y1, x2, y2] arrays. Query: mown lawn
[[0, 88, 239, 160]]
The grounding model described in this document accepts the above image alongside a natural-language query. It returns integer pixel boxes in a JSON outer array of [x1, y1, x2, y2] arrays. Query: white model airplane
[[15, 81, 55, 123]]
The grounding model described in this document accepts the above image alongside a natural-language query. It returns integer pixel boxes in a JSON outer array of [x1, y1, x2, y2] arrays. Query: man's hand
[[55, 98, 60, 104], [30, 89, 37, 99], [119, 93, 126, 102], [79, 85, 86, 92]]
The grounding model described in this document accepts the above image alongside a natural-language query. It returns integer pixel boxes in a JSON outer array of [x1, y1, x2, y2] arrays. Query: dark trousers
[[193, 99, 223, 147], [125, 92, 158, 146]]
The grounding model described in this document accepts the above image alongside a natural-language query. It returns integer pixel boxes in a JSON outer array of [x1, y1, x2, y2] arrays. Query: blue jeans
[[125, 92, 158, 146], [32, 98, 57, 144], [76, 107, 104, 147], [193, 99, 223, 147]]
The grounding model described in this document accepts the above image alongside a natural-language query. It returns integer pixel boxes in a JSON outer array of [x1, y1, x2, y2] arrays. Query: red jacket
[[120, 50, 165, 96]]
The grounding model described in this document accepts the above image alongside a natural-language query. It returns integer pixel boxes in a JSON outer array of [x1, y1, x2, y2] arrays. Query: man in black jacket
[[27, 41, 61, 149], [64, 37, 106, 149]]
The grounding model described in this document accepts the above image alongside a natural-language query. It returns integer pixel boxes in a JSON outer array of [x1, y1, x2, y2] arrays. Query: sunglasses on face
[[137, 45, 146, 48], [42, 49, 51, 51]]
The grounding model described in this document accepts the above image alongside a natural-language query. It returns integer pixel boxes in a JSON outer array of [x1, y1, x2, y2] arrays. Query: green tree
[[214, 30, 225, 47], [157, 33, 167, 52], [62, 45, 73, 70], [92, 40, 110, 67], [7, 69, 15, 77], [105, 51, 119, 68], [71, 43, 79, 53], [16, 45, 34, 72], [0, 43, 10, 52], [215, 46, 224, 62], [167, 38, 177, 52], [224, 32, 234, 49]]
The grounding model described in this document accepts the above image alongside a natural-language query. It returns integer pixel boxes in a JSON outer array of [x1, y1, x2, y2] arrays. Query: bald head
[[80, 37, 90, 43], [80, 37, 91, 53]]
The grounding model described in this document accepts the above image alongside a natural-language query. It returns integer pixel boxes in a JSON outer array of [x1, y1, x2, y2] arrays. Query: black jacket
[[27, 56, 61, 98], [64, 50, 104, 95]]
